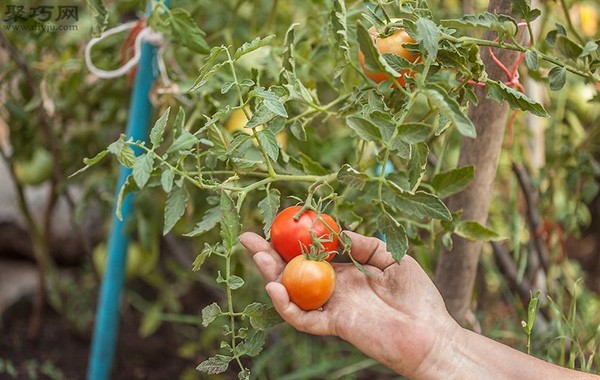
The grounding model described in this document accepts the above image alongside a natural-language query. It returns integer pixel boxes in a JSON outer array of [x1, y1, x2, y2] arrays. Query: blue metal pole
[[87, 18, 159, 380]]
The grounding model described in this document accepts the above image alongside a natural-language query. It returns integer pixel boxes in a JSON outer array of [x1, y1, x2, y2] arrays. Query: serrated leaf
[[86, 0, 108, 34], [407, 142, 429, 192], [377, 213, 408, 262], [346, 115, 382, 142], [356, 22, 399, 79], [167, 130, 198, 154], [196, 355, 231, 375], [337, 164, 369, 190], [244, 303, 284, 330], [330, 0, 350, 60], [415, 18, 440, 59], [170, 8, 210, 54], [132, 153, 154, 189], [235, 330, 266, 357], [161, 169, 174, 193], [441, 12, 518, 35], [186, 207, 221, 237], [150, 107, 171, 148], [299, 153, 328, 175], [258, 189, 280, 239], [234, 35, 275, 60], [396, 122, 432, 143], [455, 221, 503, 241], [220, 192, 240, 250], [256, 129, 279, 162], [189, 46, 227, 92], [192, 245, 212, 271], [107, 135, 135, 168], [70, 150, 108, 177], [425, 84, 476, 138], [486, 81, 548, 117], [115, 175, 138, 221], [254, 89, 288, 118], [163, 185, 188, 235], [228, 275, 245, 290], [432, 166, 475, 198], [392, 190, 451, 220], [246, 104, 276, 129], [202, 303, 222, 327], [548, 66, 566, 91]]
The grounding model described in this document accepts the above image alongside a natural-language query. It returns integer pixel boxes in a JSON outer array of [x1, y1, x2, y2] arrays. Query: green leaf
[[256, 129, 279, 162], [170, 8, 210, 54], [299, 153, 328, 175], [192, 244, 212, 271], [161, 169, 174, 193], [167, 130, 198, 154], [441, 13, 518, 35], [486, 81, 549, 117], [392, 191, 451, 220], [244, 303, 284, 330], [432, 166, 475, 198], [407, 142, 428, 192], [185, 207, 221, 237], [246, 104, 276, 129], [236, 330, 266, 357], [107, 135, 135, 167], [329, 0, 350, 60], [356, 22, 399, 79], [258, 189, 281, 239], [220, 192, 240, 250], [254, 89, 288, 118], [337, 164, 369, 190], [70, 150, 108, 177], [115, 175, 138, 221], [139, 303, 162, 337], [377, 213, 408, 262], [346, 115, 382, 142], [524, 50, 539, 71], [234, 35, 275, 60], [555, 35, 583, 58], [548, 66, 566, 91], [189, 46, 227, 92], [424, 84, 476, 138], [280, 23, 298, 75], [395, 122, 432, 143], [132, 152, 154, 189], [163, 185, 188, 235], [455, 221, 503, 241], [86, 0, 108, 34], [580, 41, 599, 58], [228, 275, 245, 290], [202, 302, 222, 327], [512, 0, 541, 22], [150, 107, 171, 148], [196, 355, 231, 375], [414, 18, 440, 59]]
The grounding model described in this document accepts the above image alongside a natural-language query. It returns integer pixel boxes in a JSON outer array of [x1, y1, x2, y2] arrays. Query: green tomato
[[93, 242, 144, 280], [14, 148, 53, 186]]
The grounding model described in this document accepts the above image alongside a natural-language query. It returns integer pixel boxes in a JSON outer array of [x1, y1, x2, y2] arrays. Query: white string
[[84, 20, 168, 81]]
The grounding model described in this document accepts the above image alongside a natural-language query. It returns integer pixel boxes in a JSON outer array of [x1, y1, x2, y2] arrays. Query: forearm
[[419, 327, 599, 380]]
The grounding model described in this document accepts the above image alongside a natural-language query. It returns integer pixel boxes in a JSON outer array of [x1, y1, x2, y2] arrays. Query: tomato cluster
[[269, 206, 340, 310]]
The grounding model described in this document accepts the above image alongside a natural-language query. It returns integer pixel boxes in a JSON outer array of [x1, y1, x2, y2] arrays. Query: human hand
[[240, 230, 461, 378]]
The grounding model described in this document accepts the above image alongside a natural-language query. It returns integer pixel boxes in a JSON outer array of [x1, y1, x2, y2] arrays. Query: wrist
[[410, 318, 465, 380]]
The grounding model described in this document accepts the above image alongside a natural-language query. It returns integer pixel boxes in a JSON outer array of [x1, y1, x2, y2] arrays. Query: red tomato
[[270, 206, 340, 262], [358, 23, 420, 87], [282, 255, 335, 311]]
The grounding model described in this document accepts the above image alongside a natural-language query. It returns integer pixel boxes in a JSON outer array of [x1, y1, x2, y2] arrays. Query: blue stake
[[87, 5, 165, 378]]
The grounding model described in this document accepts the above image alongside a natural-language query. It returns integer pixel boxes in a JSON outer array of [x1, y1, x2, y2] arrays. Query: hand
[[240, 230, 460, 378]]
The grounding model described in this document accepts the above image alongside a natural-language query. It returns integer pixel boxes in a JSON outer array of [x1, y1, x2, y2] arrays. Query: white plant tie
[[84, 20, 170, 84]]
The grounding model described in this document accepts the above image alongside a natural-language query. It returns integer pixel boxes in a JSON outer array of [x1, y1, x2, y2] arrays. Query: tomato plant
[[281, 255, 336, 311], [270, 206, 340, 262], [358, 20, 420, 87]]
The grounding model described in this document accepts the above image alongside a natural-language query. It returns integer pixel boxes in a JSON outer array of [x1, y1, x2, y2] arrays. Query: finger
[[265, 282, 333, 336], [342, 230, 396, 270], [253, 252, 284, 282], [240, 232, 285, 279]]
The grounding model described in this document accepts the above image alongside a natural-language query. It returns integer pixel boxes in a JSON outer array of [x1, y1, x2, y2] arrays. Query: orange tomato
[[281, 255, 335, 311], [358, 24, 419, 87]]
